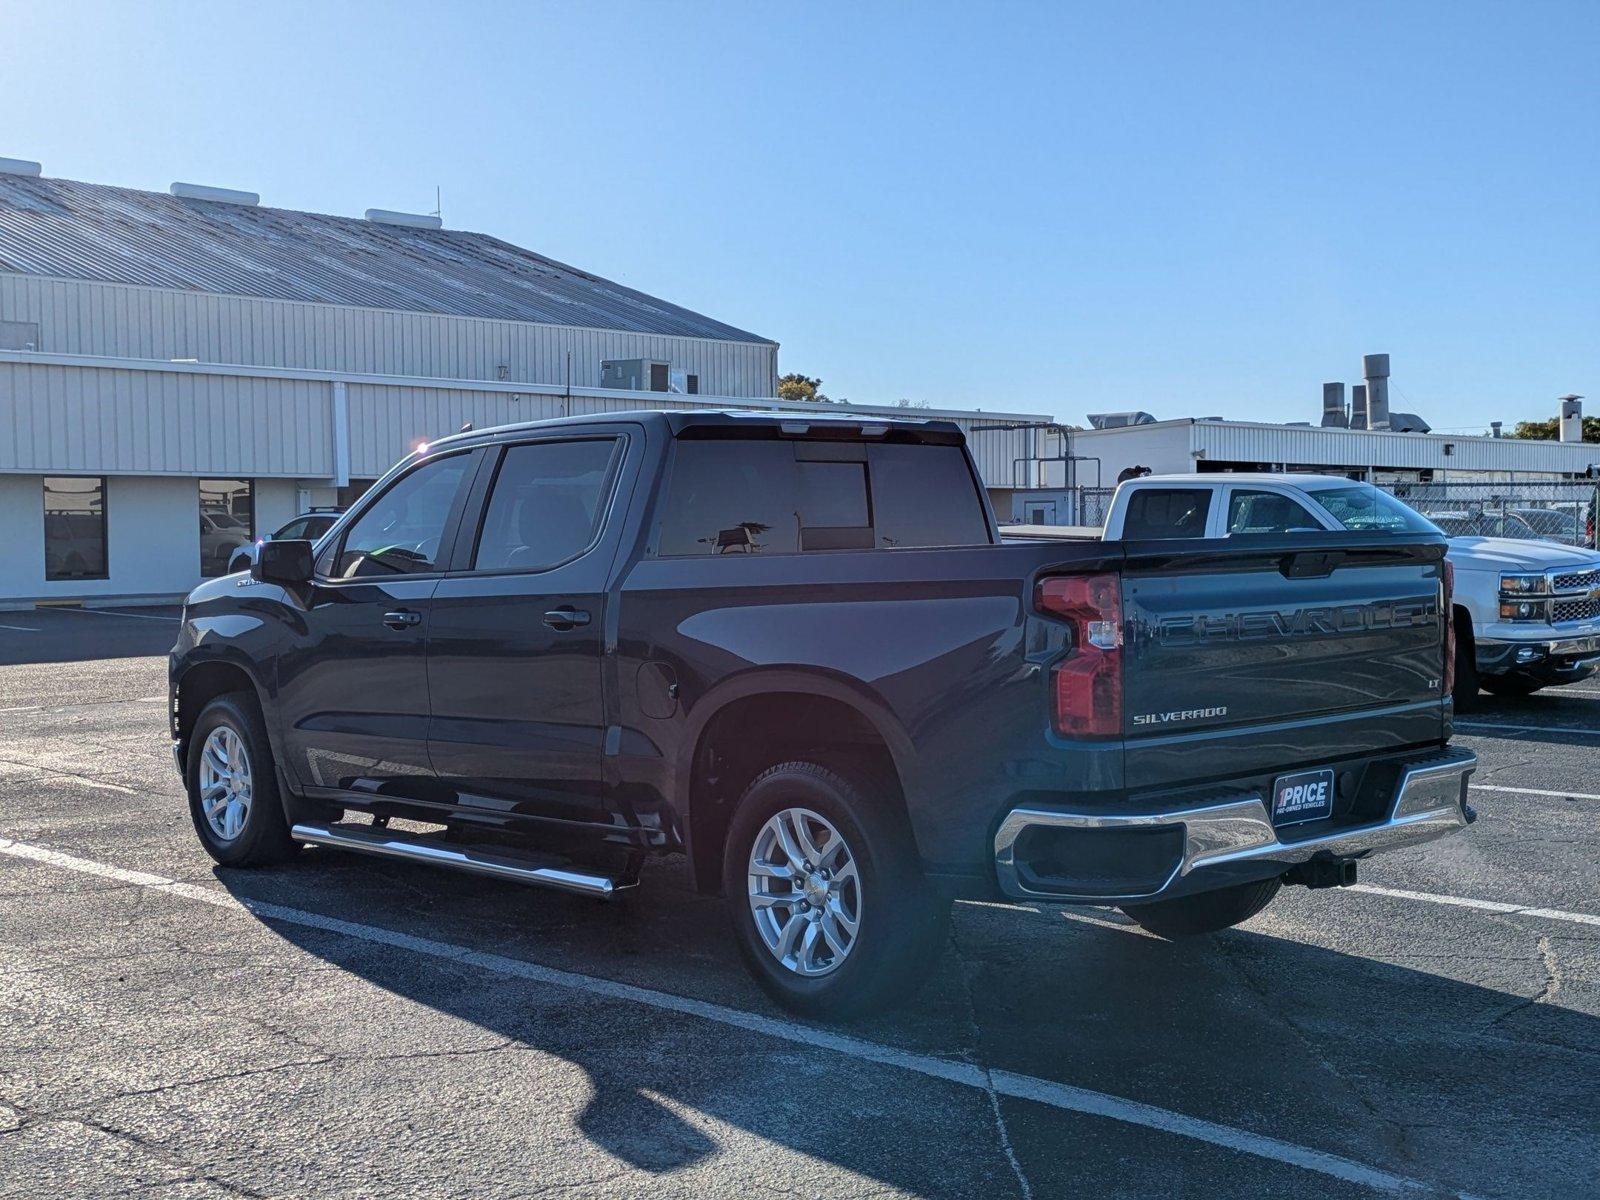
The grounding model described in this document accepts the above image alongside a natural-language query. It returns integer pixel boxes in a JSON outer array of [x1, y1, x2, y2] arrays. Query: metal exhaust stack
[[1560, 395, 1584, 443], [1363, 354, 1391, 431], [1320, 382, 1348, 428], [1350, 384, 1369, 430]]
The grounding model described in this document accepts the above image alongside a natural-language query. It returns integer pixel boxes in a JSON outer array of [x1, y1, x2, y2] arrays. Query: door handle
[[542, 607, 592, 630], [383, 609, 422, 629]]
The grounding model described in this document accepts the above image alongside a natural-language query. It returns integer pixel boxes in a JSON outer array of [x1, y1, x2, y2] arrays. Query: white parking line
[[0, 622, 38, 632], [1472, 783, 1600, 802], [1348, 883, 1600, 928], [0, 835, 1454, 1198], [1455, 721, 1600, 737]]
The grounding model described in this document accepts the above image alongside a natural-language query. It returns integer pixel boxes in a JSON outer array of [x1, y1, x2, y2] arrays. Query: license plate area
[[1271, 768, 1335, 826]]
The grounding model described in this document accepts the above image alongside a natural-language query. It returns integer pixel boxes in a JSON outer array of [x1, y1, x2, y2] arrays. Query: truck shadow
[[216, 856, 1598, 1199]]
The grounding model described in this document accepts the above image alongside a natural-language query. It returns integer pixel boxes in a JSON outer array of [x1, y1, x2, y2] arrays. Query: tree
[[777, 373, 827, 404], [1509, 416, 1600, 443]]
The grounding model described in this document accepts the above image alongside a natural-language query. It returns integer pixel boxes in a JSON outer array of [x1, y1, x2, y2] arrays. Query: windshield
[[1307, 485, 1441, 535]]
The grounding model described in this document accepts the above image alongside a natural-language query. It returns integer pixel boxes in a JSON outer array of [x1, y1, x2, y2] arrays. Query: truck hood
[[1446, 537, 1600, 572]]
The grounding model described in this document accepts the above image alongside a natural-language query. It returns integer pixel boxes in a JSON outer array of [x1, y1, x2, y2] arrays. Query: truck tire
[[723, 761, 949, 1019], [185, 691, 300, 867], [1452, 629, 1481, 712], [1119, 878, 1280, 938], [1480, 677, 1542, 698]]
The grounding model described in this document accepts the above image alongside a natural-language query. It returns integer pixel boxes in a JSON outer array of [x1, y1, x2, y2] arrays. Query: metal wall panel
[[0, 275, 778, 398], [1191, 421, 1600, 476], [0, 360, 332, 476]]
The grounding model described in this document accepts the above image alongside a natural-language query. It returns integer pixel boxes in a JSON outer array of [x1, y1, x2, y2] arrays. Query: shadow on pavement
[[0, 607, 181, 666], [216, 854, 1599, 1199]]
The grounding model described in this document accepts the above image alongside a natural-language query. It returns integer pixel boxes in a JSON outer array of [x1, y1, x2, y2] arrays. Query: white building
[[1000, 414, 1600, 528], [0, 161, 1044, 606]]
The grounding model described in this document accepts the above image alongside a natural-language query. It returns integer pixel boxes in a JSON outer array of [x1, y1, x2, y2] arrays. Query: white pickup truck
[[1008, 473, 1600, 708]]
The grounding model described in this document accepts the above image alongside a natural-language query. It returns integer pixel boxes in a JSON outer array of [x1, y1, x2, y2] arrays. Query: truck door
[[425, 431, 634, 829], [274, 450, 479, 797]]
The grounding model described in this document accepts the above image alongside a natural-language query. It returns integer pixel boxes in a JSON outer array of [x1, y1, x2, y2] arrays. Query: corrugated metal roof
[[0, 175, 773, 344]]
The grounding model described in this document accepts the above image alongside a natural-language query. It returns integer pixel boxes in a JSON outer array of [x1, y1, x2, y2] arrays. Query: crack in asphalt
[[1214, 932, 1422, 1164], [948, 924, 1035, 1200]]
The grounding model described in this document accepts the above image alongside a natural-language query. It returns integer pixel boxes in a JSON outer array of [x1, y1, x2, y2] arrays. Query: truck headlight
[[1499, 598, 1548, 621], [1499, 573, 1547, 594]]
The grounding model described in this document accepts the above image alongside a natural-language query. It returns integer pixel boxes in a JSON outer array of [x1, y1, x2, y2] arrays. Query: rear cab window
[[1121, 487, 1213, 539], [654, 437, 992, 556]]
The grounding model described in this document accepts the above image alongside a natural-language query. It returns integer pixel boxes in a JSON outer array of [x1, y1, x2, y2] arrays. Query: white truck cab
[[1067, 473, 1600, 707]]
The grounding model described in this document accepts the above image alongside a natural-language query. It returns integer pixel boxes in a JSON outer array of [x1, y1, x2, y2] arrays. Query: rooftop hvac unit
[[600, 358, 673, 392], [669, 369, 700, 395], [1086, 411, 1156, 429]]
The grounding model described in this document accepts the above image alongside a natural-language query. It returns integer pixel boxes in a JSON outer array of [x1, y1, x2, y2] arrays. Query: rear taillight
[[1442, 559, 1456, 697], [1036, 573, 1123, 738]]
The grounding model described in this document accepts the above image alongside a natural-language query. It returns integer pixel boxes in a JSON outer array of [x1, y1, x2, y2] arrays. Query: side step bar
[[290, 821, 630, 900]]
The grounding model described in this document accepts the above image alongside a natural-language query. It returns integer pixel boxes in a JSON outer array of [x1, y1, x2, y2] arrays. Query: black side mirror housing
[[252, 539, 315, 586]]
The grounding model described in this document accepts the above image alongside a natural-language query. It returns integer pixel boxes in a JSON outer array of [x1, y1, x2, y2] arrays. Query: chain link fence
[[1381, 480, 1599, 547]]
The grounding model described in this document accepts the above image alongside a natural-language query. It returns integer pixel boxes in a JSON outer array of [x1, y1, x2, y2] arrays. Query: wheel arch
[[677, 670, 916, 896]]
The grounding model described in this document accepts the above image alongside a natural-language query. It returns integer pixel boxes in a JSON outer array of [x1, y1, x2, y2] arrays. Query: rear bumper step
[[993, 747, 1477, 904], [290, 821, 631, 899]]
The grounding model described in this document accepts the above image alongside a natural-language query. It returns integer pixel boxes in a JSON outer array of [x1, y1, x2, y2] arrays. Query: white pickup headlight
[[1499, 573, 1548, 595]]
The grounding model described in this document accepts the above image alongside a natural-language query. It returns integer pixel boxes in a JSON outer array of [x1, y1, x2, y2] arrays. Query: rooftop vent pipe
[[0, 157, 42, 177], [1363, 353, 1391, 431], [170, 182, 260, 206], [365, 209, 443, 230], [1321, 382, 1348, 427], [1350, 384, 1369, 430], [1560, 395, 1584, 443]]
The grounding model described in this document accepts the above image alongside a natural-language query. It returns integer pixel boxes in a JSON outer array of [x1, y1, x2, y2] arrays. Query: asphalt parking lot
[[1, 608, 1596, 1199]]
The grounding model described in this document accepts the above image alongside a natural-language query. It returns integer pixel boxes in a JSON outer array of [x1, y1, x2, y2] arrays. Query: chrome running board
[[290, 821, 629, 899]]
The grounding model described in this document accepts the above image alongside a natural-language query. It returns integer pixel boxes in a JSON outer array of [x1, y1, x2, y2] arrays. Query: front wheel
[[723, 761, 948, 1020], [1120, 878, 1281, 938], [1452, 626, 1481, 712], [186, 692, 299, 867]]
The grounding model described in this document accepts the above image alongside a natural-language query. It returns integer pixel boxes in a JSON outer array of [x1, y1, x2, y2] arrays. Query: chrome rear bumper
[[993, 748, 1477, 904]]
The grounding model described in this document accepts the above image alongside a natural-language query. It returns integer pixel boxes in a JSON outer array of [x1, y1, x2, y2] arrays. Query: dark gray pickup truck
[[169, 410, 1476, 1016]]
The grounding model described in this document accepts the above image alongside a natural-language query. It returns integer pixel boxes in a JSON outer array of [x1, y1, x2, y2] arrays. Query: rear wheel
[[1120, 878, 1281, 938], [1481, 676, 1543, 698], [723, 761, 948, 1019], [186, 692, 299, 867]]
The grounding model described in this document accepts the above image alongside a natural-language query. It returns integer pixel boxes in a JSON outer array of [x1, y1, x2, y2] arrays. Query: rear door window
[[1122, 488, 1213, 539], [472, 439, 621, 572]]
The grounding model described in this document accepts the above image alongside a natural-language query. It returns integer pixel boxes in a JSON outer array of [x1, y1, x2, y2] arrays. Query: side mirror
[[253, 539, 315, 585]]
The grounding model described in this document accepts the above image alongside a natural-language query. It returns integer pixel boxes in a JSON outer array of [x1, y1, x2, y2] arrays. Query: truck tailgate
[[1119, 536, 1448, 792]]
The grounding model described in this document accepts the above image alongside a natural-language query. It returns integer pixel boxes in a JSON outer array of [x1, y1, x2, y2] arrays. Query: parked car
[[1060, 476, 1600, 707], [1424, 510, 1544, 541], [227, 509, 343, 574], [169, 417, 1474, 1017], [200, 510, 253, 575], [1509, 506, 1585, 545]]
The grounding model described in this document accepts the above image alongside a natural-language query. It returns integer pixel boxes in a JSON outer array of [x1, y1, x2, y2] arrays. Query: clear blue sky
[[4, 0, 1595, 430]]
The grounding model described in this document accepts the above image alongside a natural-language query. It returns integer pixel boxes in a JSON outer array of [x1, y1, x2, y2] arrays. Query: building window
[[199, 478, 255, 577], [43, 477, 108, 581]]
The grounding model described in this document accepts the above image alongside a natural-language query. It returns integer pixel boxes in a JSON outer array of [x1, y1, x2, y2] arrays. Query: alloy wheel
[[747, 807, 862, 977], [198, 724, 253, 842]]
